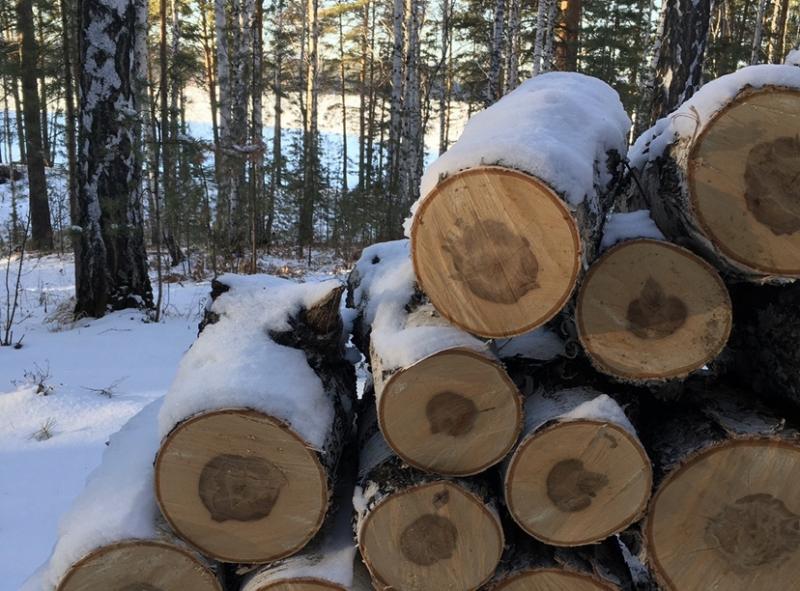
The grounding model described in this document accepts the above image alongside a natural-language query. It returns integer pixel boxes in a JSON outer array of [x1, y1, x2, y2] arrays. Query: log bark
[[485, 535, 633, 591], [23, 401, 222, 591], [347, 240, 522, 477], [409, 73, 630, 337], [576, 237, 731, 384], [354, 394, 504, 591], [642, 387, 800, 591], [503, 386, 652, 546], [635, 68, 800, 281], [155, 276, 355, 563]]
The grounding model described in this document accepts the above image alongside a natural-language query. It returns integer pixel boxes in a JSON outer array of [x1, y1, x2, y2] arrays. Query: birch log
[[484, 535, 633, 591], [347, 241, 521, 476], [22, 401, 221, 591], [155, 275, 355, 563], [633, 64, 800, 281], [503, 387, 652, 546], [644, 388, 800, 590], [577, 226, 732, 384], [354, 394, 503, 591], [407, 72, 630, 337]]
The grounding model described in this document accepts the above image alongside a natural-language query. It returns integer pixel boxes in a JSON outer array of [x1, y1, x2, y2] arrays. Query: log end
[[410, 166, 581, 338], [155, 409, 328, 563], [647, 439, 800, 591], [56, 540, 221, 591], [688, 87, 800, 277], [577, 239, 731, 382], [492, 569, 619, 591], [359, 481, 503, 591], [248, 580, 346, 591], [505, 420, 652, 546], [379, 349, 522, 476]]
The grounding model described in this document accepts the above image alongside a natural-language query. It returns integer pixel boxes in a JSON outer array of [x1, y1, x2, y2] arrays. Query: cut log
[[632, 65, 800, 280], [644, 388, 800, 590], [503, 387, 652, 546], [155, 275, 355, 563], [726, 281, 800, 409], [354, 396, 504, 591], [576, 238, 732, 383], [240, 448, 370, 591], [408, 73, 630, 337], [348, 241, 522, 476], [22, 400, 221, 591], [485, 536, 633, 591]]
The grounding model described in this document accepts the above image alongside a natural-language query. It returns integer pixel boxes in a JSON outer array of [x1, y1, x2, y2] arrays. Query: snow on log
[[347, 240, 521, 476], [353, 394, 504, 591], [643, 388, 800, 591], [22, 400, 221, 591], [631, 64, 800, 281], [577, 215, 732, 384], [484, 535, 633, 591], [406, 72, 630, 337], [155, 274, 356, 563], [240, 448, 369, 591], [503, 387, 652, 546]]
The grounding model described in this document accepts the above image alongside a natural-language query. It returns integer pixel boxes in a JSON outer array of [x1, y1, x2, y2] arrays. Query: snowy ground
[[0, 250, 348, 590]]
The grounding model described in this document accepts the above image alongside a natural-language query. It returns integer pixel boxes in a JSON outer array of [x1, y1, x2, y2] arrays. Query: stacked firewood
[[29, 64, 800, 591]]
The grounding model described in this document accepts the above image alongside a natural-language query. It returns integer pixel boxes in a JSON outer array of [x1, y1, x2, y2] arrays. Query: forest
[[0, 0, 797, 318]]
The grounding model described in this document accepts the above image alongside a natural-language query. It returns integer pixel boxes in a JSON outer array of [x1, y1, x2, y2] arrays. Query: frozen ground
[[0, 250, 347, 590]]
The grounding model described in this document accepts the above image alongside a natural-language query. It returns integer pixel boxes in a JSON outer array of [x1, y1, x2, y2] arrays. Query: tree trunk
[[751, 0, 770, 64], [503, 387, 651, 546], [643, 388, 800, 590], [385, 0, 405, 199], [156, 277, 355, 563], [76, 0, 153, 317], [555, 0, 582, 71], [542, 0, 558, 71], [504, 0, 521, 92], [410, 74, 629, 337], [398, 0, 422, 217], [647, 0, 713, 125], [635, 75, 800, 281], [60, 0, 78, 235], [265, 0, 284, 252], [769, 0, 790, 63], [297, 0, 319, 253], [438, 0, 452, 154], [533, 0, 548, 75], [17, 0, 52, 250], [576, 237, 731, 384], [347, 240, 522, 476], [354, 393, 504, 591], [26, 401, 222, 591], [486, 0, 506, 106]]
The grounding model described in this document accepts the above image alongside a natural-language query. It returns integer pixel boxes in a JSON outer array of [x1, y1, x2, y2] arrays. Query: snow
[[600, 210, 665, 251], [493, 328, 565, 361], [785, 49, 800, 66], [630, 64, 800, 167], [523, 387, 637, 438], [407, 72, 631, 235], [158, 274, 343, 448], [351, 240, 486, 372], [21, 399, 164, 591]]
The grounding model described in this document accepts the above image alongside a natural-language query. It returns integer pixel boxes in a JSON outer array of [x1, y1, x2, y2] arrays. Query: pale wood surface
[[155, 409, 327, 563], [359, 480, 503, 591], [411, 167, 581, 337], [647, 439, 800, 591], [256, 580, 343, 591], [577, 239, 731, 382], [505, 420, 651, 546], [378, 348, 521, 476], [56, 540, 221, 591], [495, 570, 617, 591], [689, 89, 800, 276]]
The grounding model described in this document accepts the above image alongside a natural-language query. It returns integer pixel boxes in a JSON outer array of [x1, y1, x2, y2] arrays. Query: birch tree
[[505, 0, 521, 92], [75, 0, 152, 317], [486, 0, 506, 105], [751, 0, 770, 63], [16, 0, 52, 249]]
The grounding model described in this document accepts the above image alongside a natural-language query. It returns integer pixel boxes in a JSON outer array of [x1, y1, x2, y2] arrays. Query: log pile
[[27, 65, 800, 591]]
